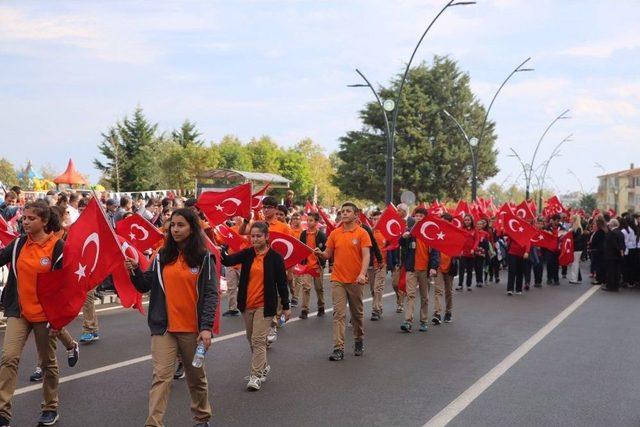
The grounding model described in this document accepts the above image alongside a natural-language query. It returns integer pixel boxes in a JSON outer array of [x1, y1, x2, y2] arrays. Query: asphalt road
[[3, 265, 638, 427]]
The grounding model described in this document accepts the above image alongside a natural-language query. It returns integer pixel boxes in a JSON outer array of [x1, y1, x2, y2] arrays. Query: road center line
[[423, 285, 601, 427], [15, 291, 395, 396]]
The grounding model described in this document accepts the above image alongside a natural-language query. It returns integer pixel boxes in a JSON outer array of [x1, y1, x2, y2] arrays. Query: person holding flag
[[220, 221, 290, 391], [298, 212, 327, 319], [434, 213, 457, 323], [315, 202, 371, 361], [127, 208, 218, 427], [456, 215, 477, 292], [368, 210, 387, 321], [221, 216, 246, 317], [0, 200, 64, 426]]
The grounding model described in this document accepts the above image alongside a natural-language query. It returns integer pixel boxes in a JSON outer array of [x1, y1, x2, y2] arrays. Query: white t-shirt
[[67, 205, 80, 224]]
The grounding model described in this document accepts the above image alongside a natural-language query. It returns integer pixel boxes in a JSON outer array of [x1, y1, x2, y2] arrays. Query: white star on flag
[[215, 205, 223, 211], [129, 232, 137, 240], [75, 264, 87, 281], [436, 232, 445, 240]]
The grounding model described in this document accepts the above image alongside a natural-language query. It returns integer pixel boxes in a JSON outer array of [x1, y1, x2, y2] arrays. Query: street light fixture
[[536, 133, 573, 212], [442, 109, 480, 200], [350, 0, 475, 204]]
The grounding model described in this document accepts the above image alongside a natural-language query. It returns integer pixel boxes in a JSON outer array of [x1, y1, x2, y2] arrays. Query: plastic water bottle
[[192, 343, 206, 368], [279, 313, 286, 327]]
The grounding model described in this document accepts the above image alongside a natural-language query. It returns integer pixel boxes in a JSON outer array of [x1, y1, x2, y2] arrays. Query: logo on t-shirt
[[190, 267, 199, 275], [352, 238, 359, 245], [40, 257, 51, 266]]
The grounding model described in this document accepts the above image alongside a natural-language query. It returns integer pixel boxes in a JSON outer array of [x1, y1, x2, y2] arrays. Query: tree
[[39, 164, 59, 181], [0, 158, 18, 187], [172, 119, 204, 147], [580, 193, 597, 214], [279, 148, 313, 200], [217, 135, 253, 171], [334, 56, 499, 203], [294, 138, 340, 205], [246, 136, 282, 173], [158, 142, 220, 191]]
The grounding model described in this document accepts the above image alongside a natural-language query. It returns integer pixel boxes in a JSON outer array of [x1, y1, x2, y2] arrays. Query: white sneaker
[[247, 375, 261, 391], [267, 327, 277, 344], [259, 365, 271, 382]]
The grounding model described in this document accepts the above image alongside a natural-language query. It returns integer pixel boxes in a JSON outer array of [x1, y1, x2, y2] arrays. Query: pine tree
[[172, 119, 204, 147]]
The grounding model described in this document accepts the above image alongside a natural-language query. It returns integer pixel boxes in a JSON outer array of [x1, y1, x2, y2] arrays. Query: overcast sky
[[1, 0, 638, 194]]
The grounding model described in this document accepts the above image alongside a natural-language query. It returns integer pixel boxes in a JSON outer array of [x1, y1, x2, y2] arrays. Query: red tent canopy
[[53, 159, 89, 185]]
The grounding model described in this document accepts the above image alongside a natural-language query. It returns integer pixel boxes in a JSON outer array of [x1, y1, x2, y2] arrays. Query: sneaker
[[37, 410, 59, 426], [495, 278, 500, 284], [507, 291, 513, 296], [400, 321, 412, 332], [534, 283, 542, 288], [299, 310, 308, 319], [278, 315, 286, 328], [419, 322, 429, 332], [431, 315, 441, 326], [317, 307, 325, 316], [259, 365, 271, 382], [0, 415, 9, 427], [396, 305, 403, 313], [455, 285, 463, 291], [267, 327, 277, 344], [467, 287, 472, 292], [222, 309, 240, 317], [91, 332, 100, 341], [174, 361, 185, 379], [444, 312, 452, 323], [291, 298, 298, 308], [524, 284, 530, 291], [67, 342, 79, 367], [370, 312, 380, 321], [79, 332, 94, 343], [246, 375, 261, 391], [30, 367, 43, 382], [354, 341, 364, 356], [476, 283, 483, 288], [329, 348, 344, 361], [516, 291, 523, 295]]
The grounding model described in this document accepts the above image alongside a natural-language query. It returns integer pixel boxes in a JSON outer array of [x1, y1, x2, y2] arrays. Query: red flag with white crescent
[[374, 203, 404, 250], [515, 200, 536, 221], [115, 213, 164, 252], [411, 215, 474, 257], [215, 224, 250, 252], [558, 232, 574, 266], [317, 206, 337, 236], [203, 235, 222, 335], [501, 208, 538, 249], [197, 183, 252, 226], [111, 236, 146, 313], [0, 227, 17, 247], [269, 231, 314, 269], [530, 229, 558, 251], [251, 183, 270, 213]]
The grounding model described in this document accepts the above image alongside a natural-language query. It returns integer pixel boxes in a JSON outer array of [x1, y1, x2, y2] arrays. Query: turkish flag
[[251, 183, 270, 213], [317, 206, 336, 235], [558, 232, 574, 266], [515, 201, 536, 221], [451, 212, 465, 229], [304, 201, 316, 214], [7, 209, 22, 229], [293, 263, 320, 277], [530, 229, 558, 251], [455, 200, 469, 217], [215, 224, 250, 252], [374, 204, 404, 250], [501, 209, 538, 249], [0, 228, 17, 247], [197, 183, 252, 226], [358, 212, 372, 228], [411, 215, 474, 257], [397, 266, 407, 294], [37, 198, 124, 329], [269, 231, 314, 269], [428, 200, 445, 216], [115, 213, 164, 252], [0, 215, 10, 233], [203, 235, 222, 335], [111, 236, 146, 313]]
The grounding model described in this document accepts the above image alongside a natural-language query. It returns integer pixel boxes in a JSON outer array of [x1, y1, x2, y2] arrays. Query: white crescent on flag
[[121, 241, 139, 263], [531, 233, 543, 243], [217, 197, 242, 215], [516, 208, 526, 219], [508, 219, 523, 233], [452, 218, 462, 228], [76, 232, 100, 281], [129, 223, 149, 241], [564, 237, 572, 253], [420, 221, 440, 241], [271, 238, 294, 260], [385, 219, 402, 237]]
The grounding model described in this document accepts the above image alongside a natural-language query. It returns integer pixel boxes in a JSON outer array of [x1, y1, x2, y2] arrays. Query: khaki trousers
[[0, 317, 58, 420], [242, 308, 273, 377], [434, 273, 453, 315], [82, 289, 99, 333], [292, 275, 304, 301], [225, 268, 240, 311], [37, 327, 75, 368], [301, 269, 325, 311], [331, 282, 364, 350], [391, 267, 405, 308], [146, 332, 211, 427], [405, 270, 431, 323], [368, 266, 386, 315]]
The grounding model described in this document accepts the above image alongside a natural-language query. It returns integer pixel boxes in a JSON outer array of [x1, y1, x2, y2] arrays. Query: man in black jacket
[[603, 218, 625, 292]]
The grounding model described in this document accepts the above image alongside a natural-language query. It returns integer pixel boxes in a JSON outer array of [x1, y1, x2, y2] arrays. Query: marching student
[[389, 203, 411, 312], [298, 212, 327, 319], [530, 217, 546, 288], [128, 208, 218, 427], [221, 215, 245, 318], [221, 221, 290, 391], [289, 212, 304, 306], [569, 215, 587, 284], [474, 219, 490, 288], [456, 214, 476, 292], [434, 213, 457, 323], [399, 207, 439, 332], [544, 214, 562, 285], [315, 202, 371, 361], [0, 200, 64, 426], [368, 210, 386, 321], [506, 235, 530, 296]]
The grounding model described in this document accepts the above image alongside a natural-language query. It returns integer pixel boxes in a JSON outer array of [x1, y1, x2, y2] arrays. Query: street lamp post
[[537, 133, 573, 211], [442, 109, 479, 200], [526, 109, 571, 199], [567, 169, 585, 195], [350, 0, 475, 204]]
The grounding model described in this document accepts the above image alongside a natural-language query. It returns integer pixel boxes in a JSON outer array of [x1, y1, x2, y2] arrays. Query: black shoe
[[455, 285, 463, 291], [354, 341, 364, 356], [553, 281, 560, 286], [329, 348, 344, 361], [546, 280, 552, 285], [370, 312, 380, 321], [0, 415, 9, 427], [174, 362, 185, 379], [495, 278, 500, 284], [37, 411, 59, 426], [291, 298, 299, 308], [67, 342, 79, 367], [222, 310, 240, 317], [524, 284, 530, 291], [467, 287, 472, 292], [476, 283, 483, 288], [432, 315, 442, 325], [317, 307, 325, 317], [534, 284, 542, 288], [30, 367, 43, 382], [444, 312, 452, 323], [299, 310, 308, 320]]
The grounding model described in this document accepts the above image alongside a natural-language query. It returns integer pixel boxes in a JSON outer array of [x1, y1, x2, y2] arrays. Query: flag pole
[[91, 189, 126, 256]]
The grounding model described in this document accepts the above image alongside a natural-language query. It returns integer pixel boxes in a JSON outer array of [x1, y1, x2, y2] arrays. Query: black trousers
[[593, 252, 606, 284], [458, 256, 474, 288], [523, 258, 532, 285], [544, 249, 559, 283], [474, 255, 484, 284], [507, 254, 524, 292], [605, 258, 621, 290], [532, 262, 544, 285], [488, 256, 500, 281]]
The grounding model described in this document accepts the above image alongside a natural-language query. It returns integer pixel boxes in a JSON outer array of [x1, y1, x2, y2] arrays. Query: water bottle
[[192, 343, 206, 368], [279, 313, 286, 327]]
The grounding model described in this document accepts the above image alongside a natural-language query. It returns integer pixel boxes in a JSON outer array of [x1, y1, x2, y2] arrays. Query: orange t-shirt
[[291, 226, 303, 240], [414, 239, 430, 271], [305, 230, 319, 269], [439, 253, 452, 273], [162, 255, 199, 333], [372, 229, 386, 267], [17, 234, 59, 323], [266, 218, 292, 236], [246, 250, 266, 309], [326, 225, 372, 284]]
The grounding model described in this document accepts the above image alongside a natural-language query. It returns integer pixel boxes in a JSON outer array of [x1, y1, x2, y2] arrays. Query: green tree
[[158, 142, 220, 191], [580, 193, 597, 214], [217, 135, 253, 171], [334, 56, 498, 203], [246, 136, 282, 173], [294, 138, 340, 205], [172, 119, 204, 147], [0, 158, 18, 187], [39, 163, 59, 181], [279, 148, 313, 200]]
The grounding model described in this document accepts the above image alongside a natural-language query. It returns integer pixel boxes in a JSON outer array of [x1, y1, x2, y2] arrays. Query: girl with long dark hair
[[128, 208, 218, 427]]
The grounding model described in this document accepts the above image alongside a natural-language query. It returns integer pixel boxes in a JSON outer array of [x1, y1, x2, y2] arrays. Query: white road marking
[[423, 285, 601, 427], [14, 291, 395, 396]]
